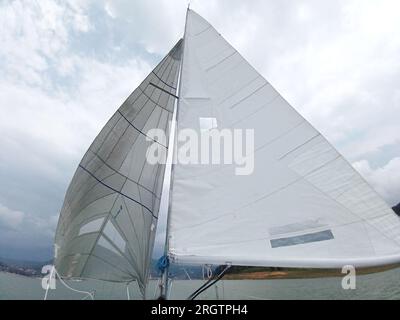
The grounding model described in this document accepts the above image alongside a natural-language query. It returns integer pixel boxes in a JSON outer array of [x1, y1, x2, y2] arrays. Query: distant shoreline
[[224, 264, 400, 280]]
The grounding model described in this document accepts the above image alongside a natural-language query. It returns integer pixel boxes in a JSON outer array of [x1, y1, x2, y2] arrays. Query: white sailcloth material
[[169, 9, 400, 269], [54, 40, 182, 293]]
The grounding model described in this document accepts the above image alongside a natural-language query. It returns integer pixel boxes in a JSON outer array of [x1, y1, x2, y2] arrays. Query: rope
[[187, 265, 231, 300], [182, 268, 192, 280], [126, 283, 131, 300], [53, 268, 95, 300], [168, 279, 174, 299], [43, 266, 55, 300], [153, 278, 162, 299]]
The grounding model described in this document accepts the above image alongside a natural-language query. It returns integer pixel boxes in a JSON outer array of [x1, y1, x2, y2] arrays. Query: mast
[[158, 7, 189, 300]]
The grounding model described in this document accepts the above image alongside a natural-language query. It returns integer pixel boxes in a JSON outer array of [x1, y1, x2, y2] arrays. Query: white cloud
[[354, 158, 400, 206], [0, 0, 96, 89], [102, 0, 187, 53]]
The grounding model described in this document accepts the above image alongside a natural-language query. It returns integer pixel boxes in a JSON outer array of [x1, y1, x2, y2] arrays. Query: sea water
[[1, 268, 400, 300]]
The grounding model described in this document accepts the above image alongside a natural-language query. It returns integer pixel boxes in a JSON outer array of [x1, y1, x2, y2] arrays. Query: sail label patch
[[270, 230, 334, 248]]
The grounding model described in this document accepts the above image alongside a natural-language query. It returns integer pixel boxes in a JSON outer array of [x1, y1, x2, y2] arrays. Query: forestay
[[54, 40, 182, 294], [168, 10, 400, 269]]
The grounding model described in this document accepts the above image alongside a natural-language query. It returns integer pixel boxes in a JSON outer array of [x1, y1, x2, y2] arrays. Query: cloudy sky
[[0, 0, 399, 261]]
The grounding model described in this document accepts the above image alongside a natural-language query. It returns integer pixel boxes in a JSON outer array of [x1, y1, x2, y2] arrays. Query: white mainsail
[[168, 9, 400, 269], [54, 40, 182, 294]]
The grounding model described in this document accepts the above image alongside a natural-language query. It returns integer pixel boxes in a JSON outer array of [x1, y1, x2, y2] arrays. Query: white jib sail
[[168, 9, 400, 269], [54, 40, 183, 293]]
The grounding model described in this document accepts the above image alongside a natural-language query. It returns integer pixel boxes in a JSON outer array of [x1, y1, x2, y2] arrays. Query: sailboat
[[53, 8, 400, 300]]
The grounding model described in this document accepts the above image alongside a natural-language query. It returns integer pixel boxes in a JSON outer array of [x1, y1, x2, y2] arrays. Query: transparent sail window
[[78, 217, 105, 236], [270, 230, 334, 248], [98, 236, 123, 257], [103, 220, 126, 253]]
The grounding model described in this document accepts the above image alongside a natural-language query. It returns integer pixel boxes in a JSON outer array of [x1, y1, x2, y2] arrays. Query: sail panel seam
[[78, 165, 158, 219]]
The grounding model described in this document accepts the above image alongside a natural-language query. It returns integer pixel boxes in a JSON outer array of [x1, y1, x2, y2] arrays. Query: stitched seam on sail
[[88, 150, 159, 198], [151, 71, 177, 90], [78, 165, 157, 219], [117, 110, 168, 149], [217, 75, 261, 106], [205, 50, 237, 72], [229, 82, 268, 109]]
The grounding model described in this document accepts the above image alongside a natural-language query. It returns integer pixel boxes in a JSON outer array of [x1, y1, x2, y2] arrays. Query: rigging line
[[126, 283, 131, 300], [117, 110, 168, 149], [188, 265, 231, 300], [151, 71, 177, 90], [149, 82, 180, 99], [78, 165, 158, 219], [182, 268, 192, 280], [53, 269, 95, 300]]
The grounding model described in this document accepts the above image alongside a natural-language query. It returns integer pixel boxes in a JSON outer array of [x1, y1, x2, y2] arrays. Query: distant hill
[[393, 203, 400, 216], [0, 257, 49, 277]]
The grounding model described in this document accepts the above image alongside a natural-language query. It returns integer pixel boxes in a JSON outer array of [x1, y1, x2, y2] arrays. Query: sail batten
[[168, 9, 400, 269], [54, 40, 183, 293]]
